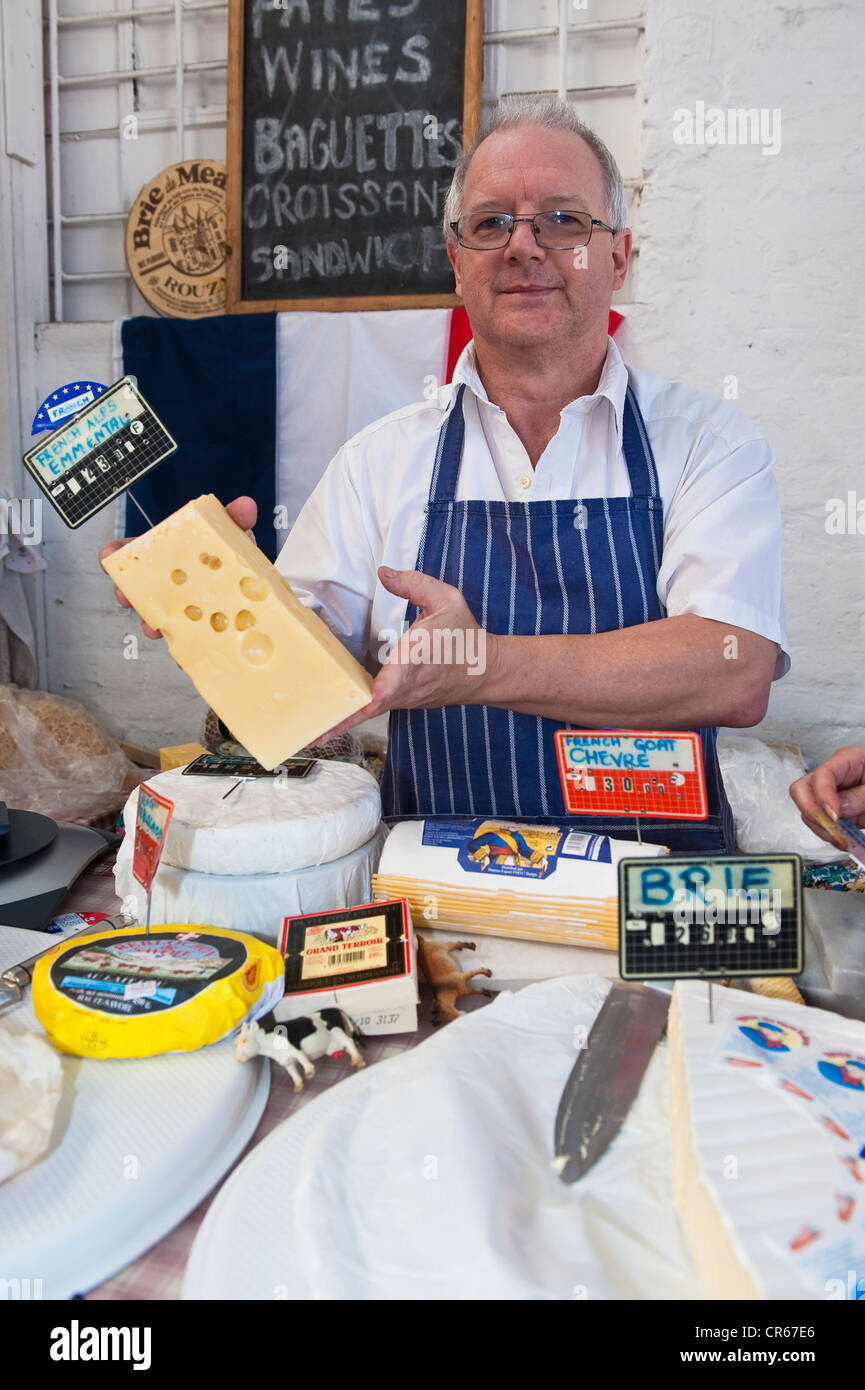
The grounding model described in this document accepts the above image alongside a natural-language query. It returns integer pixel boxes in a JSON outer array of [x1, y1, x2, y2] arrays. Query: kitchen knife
[[553, 980, 673, 1184]]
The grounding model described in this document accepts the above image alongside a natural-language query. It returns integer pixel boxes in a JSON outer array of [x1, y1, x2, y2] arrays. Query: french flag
[[120, 307, 625, 558]]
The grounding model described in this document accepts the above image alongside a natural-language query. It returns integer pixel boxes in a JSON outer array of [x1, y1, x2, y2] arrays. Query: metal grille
[[44, 0, 644, 322]]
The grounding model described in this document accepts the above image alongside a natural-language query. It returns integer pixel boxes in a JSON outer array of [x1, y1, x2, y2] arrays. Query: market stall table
[[17, 839, 861, 1299]]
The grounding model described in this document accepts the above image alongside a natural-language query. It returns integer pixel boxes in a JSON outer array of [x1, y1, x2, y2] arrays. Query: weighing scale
[[0, 805, 120, 931]]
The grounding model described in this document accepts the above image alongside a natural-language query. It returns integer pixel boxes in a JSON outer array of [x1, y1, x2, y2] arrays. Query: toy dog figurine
[[416, 936, 495, 1025]]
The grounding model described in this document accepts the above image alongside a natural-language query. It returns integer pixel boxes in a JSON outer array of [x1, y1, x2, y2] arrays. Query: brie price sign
[[132, 783, 175, 893], [555, 729, 708, 820], [619, 853, 803, 981]]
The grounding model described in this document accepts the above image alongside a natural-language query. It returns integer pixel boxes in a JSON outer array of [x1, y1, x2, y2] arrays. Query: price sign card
[[23, 376, 177, 529], [181, 754, 315, 780], [132, 782, 175, 893], [619, 853, 803, 981], [555, 729, 708, 820]]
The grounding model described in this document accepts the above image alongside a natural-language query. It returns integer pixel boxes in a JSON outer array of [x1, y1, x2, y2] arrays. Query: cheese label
[[555, 729, 708, 820], [50, 932, 244, 1017], [132, 782, 175, 892], [619, 853, 803, 980], [420, 817, 612, 880], [298, 914, 389, 980], [282, 900, 411, 994], [181, 753, 314, 780]]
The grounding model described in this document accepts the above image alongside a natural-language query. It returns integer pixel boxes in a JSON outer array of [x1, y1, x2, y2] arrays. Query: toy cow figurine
[[236, 1006, 366, 1092]]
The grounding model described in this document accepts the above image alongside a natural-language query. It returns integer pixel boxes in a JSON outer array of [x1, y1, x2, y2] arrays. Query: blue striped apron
[[382, 379, 735, 852]]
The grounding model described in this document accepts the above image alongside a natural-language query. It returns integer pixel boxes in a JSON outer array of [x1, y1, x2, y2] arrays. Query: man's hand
[[790, 745, 865, 847], [98, 495, 258, 639], [316, 567, 495, 742]]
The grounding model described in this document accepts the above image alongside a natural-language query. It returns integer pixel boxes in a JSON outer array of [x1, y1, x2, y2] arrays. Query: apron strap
[[622, 378, 661, 498], [427, 383, 466, 505]]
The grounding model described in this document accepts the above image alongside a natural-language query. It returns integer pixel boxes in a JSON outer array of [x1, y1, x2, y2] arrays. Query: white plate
[[0, 927, 270, 1299], [182, 975, 698, 1300]]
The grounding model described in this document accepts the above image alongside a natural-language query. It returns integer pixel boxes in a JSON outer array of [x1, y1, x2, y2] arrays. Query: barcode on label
[[328, 950, 367, 967]]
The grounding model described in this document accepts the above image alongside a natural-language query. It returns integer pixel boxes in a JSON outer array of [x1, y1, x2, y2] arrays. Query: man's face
[[446, 124, 631, 354]]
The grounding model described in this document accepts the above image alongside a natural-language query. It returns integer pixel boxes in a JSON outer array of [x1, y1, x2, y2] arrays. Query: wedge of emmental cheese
[[103, 494, 373, 769]]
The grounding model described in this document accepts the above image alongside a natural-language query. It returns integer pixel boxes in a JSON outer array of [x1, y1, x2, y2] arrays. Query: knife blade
[[553, 981, 673, 1184]]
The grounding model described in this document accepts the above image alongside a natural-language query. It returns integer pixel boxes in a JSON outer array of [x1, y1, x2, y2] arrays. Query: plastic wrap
[[0, 684, 135, 822], [182, 975, 697, 1301], [717, 735, 846, 861], [0, 1016, 63, 1184]]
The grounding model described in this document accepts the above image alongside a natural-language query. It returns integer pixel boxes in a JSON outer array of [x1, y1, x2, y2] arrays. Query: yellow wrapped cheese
[[32, 926, 285, 1060]]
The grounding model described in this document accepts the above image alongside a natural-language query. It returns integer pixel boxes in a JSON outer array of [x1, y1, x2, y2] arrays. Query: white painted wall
[[628, 0, 865, 760], [14, 0, 865, 763]]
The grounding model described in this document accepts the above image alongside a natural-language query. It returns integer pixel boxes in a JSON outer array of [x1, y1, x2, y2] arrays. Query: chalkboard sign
[[227, 0, 483, 312]]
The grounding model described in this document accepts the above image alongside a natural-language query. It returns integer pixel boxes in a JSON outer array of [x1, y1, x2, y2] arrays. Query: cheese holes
[[234, 610, 255, 631], [184, 605, 203, 621], [240, 631, 274, 665], [210, 612, 229, 632], [239, 576, 268, 602], [171, 569, 187, 585], [199, 552, 222, 569]]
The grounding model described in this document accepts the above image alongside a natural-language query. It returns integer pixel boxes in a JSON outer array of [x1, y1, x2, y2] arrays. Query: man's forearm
[[474, 616, 776, 729]]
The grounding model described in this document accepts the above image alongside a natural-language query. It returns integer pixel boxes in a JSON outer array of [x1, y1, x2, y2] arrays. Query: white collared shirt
[[275, 336, 790, 678]]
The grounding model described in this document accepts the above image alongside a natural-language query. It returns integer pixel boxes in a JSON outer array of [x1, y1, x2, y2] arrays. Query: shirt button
[[519, 475, 531, 490]]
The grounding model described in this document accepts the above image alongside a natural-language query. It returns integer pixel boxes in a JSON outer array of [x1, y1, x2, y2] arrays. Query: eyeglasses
[[450, 210, 617, 251]]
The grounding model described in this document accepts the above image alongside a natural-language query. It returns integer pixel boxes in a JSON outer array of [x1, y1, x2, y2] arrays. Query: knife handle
[[0, 912, 132, 1011]]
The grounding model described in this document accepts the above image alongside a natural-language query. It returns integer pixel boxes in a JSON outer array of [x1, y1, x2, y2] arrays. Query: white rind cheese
[[119, 762, 381, 875], [670, 980, 865, 1300]]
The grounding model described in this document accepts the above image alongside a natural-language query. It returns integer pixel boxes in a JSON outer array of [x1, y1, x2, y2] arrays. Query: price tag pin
[[126, 489, 155, 529]]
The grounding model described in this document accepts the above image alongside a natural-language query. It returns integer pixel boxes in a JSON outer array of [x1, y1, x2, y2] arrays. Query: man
[[104, 96, 788, 851]]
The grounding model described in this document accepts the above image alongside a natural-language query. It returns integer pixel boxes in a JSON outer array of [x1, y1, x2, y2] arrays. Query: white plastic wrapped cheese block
[[374, 817, 667, 949], [118, 762, 381, 875], [114, 831, 384, 944], [669, 980, 865, 1300]]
